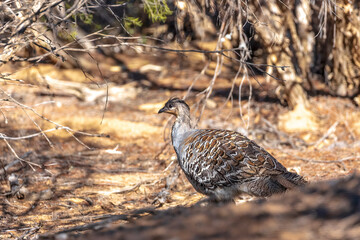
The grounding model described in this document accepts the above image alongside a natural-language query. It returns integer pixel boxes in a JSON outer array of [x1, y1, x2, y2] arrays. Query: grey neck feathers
[[171, 107, 192, 152]]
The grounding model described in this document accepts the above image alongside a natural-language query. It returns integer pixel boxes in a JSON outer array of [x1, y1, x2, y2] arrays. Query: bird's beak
[[158, 106, 167, 114]]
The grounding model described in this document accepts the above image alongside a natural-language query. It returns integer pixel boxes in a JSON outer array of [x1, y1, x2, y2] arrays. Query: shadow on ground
[[41, 174, 360, 240]]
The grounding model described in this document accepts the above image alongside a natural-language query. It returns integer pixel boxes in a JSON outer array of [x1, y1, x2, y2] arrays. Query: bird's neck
[[171, 113, 192, 151]]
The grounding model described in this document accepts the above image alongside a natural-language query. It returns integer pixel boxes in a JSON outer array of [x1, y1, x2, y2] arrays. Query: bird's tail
[[275, 171, 307, 190]]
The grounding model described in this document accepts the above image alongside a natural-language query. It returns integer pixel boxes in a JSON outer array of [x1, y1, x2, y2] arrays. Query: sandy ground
[[0, 53, 360, 239]]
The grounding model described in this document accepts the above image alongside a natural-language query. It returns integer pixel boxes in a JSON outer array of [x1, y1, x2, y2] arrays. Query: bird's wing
[[179, 129, 287, 189]]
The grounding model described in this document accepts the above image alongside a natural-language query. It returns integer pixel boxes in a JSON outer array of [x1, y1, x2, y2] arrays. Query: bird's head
[[158, 97, 190, 117]]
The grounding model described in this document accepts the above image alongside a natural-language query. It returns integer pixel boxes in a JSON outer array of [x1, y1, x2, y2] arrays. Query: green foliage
[[58, 25, 78, 41], [69, 30, 78, 39], [65, 2, 71, 9], [93, 23, 103, 31], [72, 13, 94, 25], [39, 15, 47, 22], [125, 17, 143, 28], [143, 0, 173, 23], [124, 17, 143, 34], [79, 13, 94, 25]]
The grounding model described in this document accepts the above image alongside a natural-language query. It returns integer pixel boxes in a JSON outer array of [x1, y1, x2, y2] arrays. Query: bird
[[158, 97, 306, 202]]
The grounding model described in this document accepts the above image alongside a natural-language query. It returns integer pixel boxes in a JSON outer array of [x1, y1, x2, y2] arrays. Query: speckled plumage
[[158, 98, 306, 201]]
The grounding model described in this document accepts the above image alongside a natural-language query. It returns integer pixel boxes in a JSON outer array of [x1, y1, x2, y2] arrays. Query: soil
[[0, 51, 359, 239]]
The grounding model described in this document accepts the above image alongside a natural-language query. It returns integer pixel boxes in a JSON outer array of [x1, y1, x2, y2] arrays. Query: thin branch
[[312, 121, 339, 148], [65, 128, 92, 150], [5, 41, 289, 71], [0, 151, 32, 176], [2, 137, 40, 170], [20, 107, 54, 147], [0, 87, 107, 139]]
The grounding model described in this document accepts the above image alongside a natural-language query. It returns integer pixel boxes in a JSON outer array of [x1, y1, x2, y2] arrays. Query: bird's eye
[[168, 103, 173, 108]]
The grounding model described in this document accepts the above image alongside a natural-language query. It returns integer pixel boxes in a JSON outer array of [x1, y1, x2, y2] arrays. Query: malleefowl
[[158, 97, 306, 202]]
